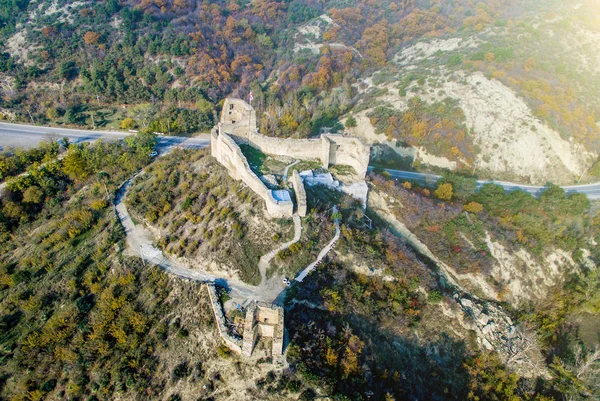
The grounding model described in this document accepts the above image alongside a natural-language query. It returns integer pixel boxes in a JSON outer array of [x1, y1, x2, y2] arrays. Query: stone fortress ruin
[[241, 302, 285, 365], [207, 98, 370, 364], [211, 98, 371, 218], [206, 284, 284, 365]]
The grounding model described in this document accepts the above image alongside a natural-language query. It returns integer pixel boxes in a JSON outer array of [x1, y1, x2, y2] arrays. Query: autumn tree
[[120, 118, 137, 130], [22, 186, 44, 204], [62, 145, 89, 181], [83, 31, 101, 45], [434, 183, 453, 201], [464, 201, 483, 213]]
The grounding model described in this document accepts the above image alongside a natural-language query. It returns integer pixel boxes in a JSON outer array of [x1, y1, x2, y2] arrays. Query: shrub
[[120, 118, 137, 130], [427, 290, 443, 304], [464, 201, 483, 214], [217, 344, 231, 358], [434, 183, 453, 201], [171, 361, 189, 382], [345, 116, 357, 128]]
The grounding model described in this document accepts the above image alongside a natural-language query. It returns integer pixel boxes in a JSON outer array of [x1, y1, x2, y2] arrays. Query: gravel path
[[114, 176, 281, 303], [282, 160, 300, 180]]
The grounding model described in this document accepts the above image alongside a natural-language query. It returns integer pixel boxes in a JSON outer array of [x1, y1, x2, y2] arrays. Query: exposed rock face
[[369, 190, 547, 377], [456, 297, 548, 378], [485, 233, 577, 307]]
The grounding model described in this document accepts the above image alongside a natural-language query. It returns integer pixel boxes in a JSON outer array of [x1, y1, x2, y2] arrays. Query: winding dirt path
[[115, 176, 281, 303]]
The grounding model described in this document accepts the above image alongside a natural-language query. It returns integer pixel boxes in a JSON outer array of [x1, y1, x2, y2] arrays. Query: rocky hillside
[[1, 0, 599, 183]]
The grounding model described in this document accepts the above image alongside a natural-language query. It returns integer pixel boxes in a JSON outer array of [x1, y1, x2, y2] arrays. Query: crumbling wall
[[241, 301, 284, 364], [220, 98, 370, 178], [247, 131, 329, 168], [290, 170, 307, 217], [205, 284, 242, 354], [211, 128, 294, 218], [327, 135, 371, 178], [221, 98, 257, 133]]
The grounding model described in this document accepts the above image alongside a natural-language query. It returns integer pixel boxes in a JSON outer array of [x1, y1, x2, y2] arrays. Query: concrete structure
[[290, 170, 307, 217], [241, 301, 284, 365]]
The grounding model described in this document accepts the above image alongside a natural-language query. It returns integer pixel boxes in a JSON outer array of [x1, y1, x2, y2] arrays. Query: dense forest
[[0, 0, 598, 154]]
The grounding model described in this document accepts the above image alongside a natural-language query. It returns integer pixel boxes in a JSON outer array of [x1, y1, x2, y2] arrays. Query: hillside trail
[[295, 207, 340, 283], [114, 176, 273, 303], [258, 213, 302, 286], [282, 159, 300, 180], [115, 172, 344, 306]]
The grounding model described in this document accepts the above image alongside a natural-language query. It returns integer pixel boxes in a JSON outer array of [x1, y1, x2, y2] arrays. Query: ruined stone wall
[[211, 127, 294, 218], [219, 98, 370, 179], [205, 284, 242, 354], [246, 131, 329, 168], [326, 135, 371, 178], [241, 306, 257, 357], [271, 305, 284, 363], [241, 301, 284, 363], [290, 170, 307, 217]]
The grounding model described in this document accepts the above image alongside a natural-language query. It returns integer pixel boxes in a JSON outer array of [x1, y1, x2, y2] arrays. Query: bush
[[427, 290, 443, 304], [171, 361, 189, 382], [434, 183, 453, 201], [464, 201, 483, 213], [345, 116, 357, 128], [217, 344, 231, 358], [120, 117, 137, 130]]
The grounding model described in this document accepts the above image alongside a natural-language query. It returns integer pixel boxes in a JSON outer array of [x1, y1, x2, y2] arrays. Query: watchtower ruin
[[241, 301, 284, 365]]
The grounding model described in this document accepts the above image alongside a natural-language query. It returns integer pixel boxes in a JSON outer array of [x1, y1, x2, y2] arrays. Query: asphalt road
[[1, 122, 599, 200], [379, 168, 600, 200], [0, 122, 210, 151]]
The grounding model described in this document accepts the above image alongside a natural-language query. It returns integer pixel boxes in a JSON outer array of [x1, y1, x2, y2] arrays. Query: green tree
[[195, 98, 213, 114], [64, 108, 78, 124], [129, 103, 156, 128], [345, 116, 357, 128], [22, 186, 44, 204], [62, 145, 89, 180]]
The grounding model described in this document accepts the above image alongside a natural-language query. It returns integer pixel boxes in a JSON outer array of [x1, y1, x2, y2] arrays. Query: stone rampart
[[205, 284, 243, 354], [211, 127, 294, 218], [326, 134, 371, 178], [246, 132, 330, 169], [219, 98, 370, 179], [290, 170, 307, 217]]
